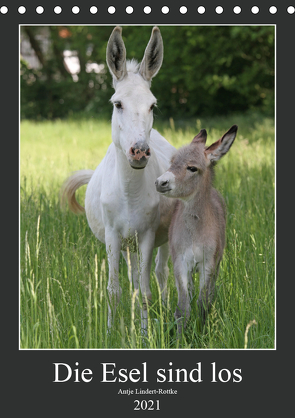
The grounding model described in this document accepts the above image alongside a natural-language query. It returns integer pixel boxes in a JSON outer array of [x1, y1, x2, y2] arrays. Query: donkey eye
[[114, 101, 122, 109], [150, 103, 156, 111], [187, 166, 198, 173]]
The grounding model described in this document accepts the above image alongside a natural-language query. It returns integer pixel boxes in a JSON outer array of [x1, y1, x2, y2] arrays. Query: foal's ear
[[106, 26, 127, 84], [205, 125, 238, 162], [139, 27, 163, 82], [192, 129, 207, 145]]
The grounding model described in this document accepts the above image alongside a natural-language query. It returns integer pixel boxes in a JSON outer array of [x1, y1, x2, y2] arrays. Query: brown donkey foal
[[155, 125, 238, 334]]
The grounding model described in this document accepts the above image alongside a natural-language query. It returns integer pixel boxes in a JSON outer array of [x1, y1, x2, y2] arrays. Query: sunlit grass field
[[20, 113, 275, 349]]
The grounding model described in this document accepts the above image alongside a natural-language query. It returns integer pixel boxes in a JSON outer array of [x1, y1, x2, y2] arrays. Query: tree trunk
[[23, 26, 45, 67]]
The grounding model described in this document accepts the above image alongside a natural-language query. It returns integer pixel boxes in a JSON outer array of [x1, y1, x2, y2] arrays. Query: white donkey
[[62, 27, 176, 331], [156, 125, 238, 334]]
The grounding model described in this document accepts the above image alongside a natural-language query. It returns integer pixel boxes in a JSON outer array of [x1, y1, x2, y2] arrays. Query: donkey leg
[[122, 250, 140, 290], [173, 260, 193, 335], [155, 242, 170, 301], [121, 250, 141, 326], [197, 261, 219, 322], [105, 231, 122, 328], [137, 231, 155, 332]]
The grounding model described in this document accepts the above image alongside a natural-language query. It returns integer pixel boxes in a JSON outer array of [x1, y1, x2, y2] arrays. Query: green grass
[[20, 113, 275, 349]]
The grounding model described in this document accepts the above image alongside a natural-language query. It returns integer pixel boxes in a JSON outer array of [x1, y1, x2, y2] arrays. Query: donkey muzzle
[[155, 176, 172, 194], [128, 141, 151, 169]]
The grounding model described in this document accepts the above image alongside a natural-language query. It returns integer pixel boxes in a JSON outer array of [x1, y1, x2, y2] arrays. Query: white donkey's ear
[[205, 125, 238, 162], [139, 27, 163, 82], [106, 26, 127, 83]]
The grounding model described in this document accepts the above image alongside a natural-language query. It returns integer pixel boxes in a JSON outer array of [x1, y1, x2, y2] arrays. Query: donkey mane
[[126, 59, 140, 74]]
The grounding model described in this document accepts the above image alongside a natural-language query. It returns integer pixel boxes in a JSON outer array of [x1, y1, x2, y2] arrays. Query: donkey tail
[[61, 169, 94, 214]]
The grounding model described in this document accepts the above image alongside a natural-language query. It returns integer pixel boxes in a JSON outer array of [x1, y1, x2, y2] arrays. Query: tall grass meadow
[[20, 113, 275, 349]]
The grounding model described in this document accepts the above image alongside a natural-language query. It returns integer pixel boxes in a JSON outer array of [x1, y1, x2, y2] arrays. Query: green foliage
[[155, 26, 274, 117], [20, 26, 274, 120]]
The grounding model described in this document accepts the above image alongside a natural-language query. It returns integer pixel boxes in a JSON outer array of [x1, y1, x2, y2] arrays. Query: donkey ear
[[192, 129, 207, 145], [139, 27, 163, 82], [205, 125, 238, 162], [106, 26, 127, 83]]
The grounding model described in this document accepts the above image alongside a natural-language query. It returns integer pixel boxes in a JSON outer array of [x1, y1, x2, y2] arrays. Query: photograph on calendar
[[20, 24, 275, 350]]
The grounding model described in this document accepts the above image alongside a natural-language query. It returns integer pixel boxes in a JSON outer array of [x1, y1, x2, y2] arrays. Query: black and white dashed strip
[[0, 5, 295, 15]]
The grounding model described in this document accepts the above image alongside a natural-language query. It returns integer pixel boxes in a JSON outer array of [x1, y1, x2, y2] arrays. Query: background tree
[[20, 26, 274, 120]]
